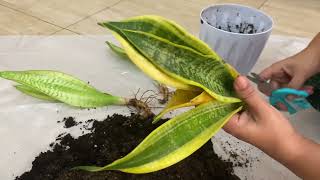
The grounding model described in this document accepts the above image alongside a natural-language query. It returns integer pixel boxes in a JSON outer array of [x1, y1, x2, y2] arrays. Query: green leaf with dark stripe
[[99, 15, 220, 58], [74, 101, 243, 173], [119, 29, 239, 102]]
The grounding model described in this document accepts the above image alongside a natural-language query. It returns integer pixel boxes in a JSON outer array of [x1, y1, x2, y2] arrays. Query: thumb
[[224, 76, 271, 142], [234, 76, 269, 115]]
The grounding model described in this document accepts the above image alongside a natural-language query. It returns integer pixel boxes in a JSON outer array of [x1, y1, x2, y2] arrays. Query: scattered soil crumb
[[219, 138, 259, 168], [63, 117, 77, 128]]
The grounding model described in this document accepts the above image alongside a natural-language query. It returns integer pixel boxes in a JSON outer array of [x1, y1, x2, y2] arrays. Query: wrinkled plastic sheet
[[0, 35, 319, 180]]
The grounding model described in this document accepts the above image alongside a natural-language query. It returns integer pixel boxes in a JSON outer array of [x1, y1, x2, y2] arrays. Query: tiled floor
[[0, 0, 319, 38]]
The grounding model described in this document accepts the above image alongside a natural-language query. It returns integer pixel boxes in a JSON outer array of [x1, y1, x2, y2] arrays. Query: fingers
[[259, 63, 288, 96], [225, 76, 282, 144], [288, 75, 307, 89], [223, 111, 258, 143], [275, 102, 288, 111], [234, 76, 269, 116], [259, 62, 284, 80], [259, 66, 274, 81], [270, 79, 281, 90], [259, 62, 310, 95], [223, 114, 241, 135]]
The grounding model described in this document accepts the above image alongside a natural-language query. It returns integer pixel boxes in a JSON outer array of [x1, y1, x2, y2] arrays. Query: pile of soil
[[17, 114, 241, 180]]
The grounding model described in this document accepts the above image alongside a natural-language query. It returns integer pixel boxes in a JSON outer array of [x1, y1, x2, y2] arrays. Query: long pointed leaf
[[106, 41, 128, 58], [0, 70, 125, 107], [100, 15, 219, 58], [74, 101, 242, 173], [113, 33, 197, 91], [15, 85, 58, 102], [116, 29, 240, 103], [101, 16, 239, 80]]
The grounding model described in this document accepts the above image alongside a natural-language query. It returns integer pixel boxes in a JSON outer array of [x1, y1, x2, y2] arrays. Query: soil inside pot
[[17, 114, 241, 180], [216, 22, 258, 34]]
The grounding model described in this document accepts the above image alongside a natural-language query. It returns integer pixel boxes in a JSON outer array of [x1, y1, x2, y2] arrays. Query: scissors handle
[[269, 88, 311, 114]]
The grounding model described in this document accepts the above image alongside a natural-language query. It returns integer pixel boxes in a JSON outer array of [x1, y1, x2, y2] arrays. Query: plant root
[[154, 82, 173, 104], [127, 98, 154, 119], [126, 89, 156, 118]]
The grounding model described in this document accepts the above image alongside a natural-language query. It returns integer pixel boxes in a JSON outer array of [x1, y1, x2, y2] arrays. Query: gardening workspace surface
[[0, 35, 320, 180]]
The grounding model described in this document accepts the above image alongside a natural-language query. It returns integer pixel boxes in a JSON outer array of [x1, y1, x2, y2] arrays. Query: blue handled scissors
[[247, 72, 312, 114]]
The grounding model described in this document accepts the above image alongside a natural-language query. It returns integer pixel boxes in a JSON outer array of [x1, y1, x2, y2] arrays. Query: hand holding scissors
[[247, 73, 312, 114]]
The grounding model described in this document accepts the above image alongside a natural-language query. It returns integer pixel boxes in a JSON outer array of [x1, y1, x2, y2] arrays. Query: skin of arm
[[259, 32, 320, 94], [225, 33, 320, 179], [224, 76, 320, 180]]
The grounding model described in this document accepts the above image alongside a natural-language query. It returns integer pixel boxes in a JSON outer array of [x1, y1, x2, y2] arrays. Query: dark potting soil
[[202, 18, 259, 34], [62, 117, 77, 128], [17, 114, 241, 180], [216, 22, 258, 34]]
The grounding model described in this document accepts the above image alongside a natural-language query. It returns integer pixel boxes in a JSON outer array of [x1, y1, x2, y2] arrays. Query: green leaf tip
[[0, 70, 126, 107], [72, 166, 105, 172], [106, 41, 128, 58]]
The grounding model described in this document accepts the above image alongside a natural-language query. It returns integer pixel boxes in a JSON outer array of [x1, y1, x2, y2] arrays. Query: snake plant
[[0, 15, 244, 174], [75, 15, 243, 173]]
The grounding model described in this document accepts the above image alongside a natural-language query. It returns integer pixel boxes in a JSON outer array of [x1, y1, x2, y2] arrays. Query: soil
[[202, 17, 259, 34], [17, 114, 241, 180], [216, 22, 258, 34], [62, 117, 77, 128], [219, 140, 259, 169]]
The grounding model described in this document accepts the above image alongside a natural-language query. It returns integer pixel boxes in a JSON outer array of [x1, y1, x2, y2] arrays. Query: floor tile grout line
[[0, 0, 123, 36], [52, 0, 124, 35], [91, 0, 126, 17], [0, 3, 65, 30], [259, 0, 269, 9], [50, 29, 82, 36]]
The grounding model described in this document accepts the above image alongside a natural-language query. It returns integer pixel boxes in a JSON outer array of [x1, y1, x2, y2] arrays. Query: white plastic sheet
[[0, 35, 319, 180]]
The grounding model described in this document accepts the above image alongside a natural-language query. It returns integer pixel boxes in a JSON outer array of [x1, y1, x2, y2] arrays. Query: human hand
[[223, 76, 320, 180], [259, 40, 320, 96], [223, 76, 300, 155]]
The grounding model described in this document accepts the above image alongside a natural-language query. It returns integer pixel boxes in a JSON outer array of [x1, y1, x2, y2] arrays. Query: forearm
[[307, 32, 320, 52], [267, 133, 320, 179], [304, 32, 320, 70]]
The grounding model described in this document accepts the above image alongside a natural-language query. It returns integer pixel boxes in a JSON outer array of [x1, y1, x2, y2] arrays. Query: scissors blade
[[246, 73, 262, 84], [246, 75, 259, 84], [247, 72, 273, 95]]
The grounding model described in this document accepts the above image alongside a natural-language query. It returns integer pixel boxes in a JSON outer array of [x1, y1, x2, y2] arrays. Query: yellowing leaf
[[153, 91, 214, 123], [74, 101, 243, 173]]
